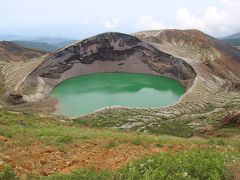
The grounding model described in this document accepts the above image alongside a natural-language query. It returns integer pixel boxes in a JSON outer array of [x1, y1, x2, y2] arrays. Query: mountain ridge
[[13, 40, 59, 52], [0, 41, 47, 62]]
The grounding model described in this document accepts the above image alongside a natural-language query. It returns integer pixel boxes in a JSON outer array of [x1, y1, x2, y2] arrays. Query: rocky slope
[[0, 42, 49, 104]]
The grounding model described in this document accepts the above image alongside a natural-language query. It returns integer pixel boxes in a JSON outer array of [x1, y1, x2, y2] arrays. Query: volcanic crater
[[2, 29, 240, 133]]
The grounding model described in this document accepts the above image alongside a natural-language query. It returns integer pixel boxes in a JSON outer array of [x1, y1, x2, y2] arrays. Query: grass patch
[[130, 137, 145, 146], [0, 111, 239, 148], [57, 135, 73, 144], [35, 168, 111, 180], [105, 140, 123, 149], [146, 119, 193, 137], [116, 150, 239, 180], [0, 166, 18, 180]]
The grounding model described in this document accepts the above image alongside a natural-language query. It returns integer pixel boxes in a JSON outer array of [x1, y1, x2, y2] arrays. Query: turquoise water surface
[[51, 73, 185, 117]]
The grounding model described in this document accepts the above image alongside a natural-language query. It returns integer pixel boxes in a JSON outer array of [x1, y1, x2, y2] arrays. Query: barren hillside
[[0, 41, 46, 62]]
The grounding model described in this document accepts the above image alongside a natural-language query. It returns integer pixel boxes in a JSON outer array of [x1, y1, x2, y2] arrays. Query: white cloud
[[103, 19, 119, 29], [176, 8, 203, 29], [175, 0, 240, 36], [135, 14, 166, 30], [220, 0, 240, 7]]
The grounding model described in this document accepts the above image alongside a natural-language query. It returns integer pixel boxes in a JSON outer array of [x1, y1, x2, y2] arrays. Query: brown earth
[[228, 161, 240, 180], [0, 137, 196, 179]]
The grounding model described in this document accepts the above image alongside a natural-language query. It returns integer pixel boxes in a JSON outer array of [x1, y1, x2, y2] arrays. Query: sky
[[0, 0, 240, 39]]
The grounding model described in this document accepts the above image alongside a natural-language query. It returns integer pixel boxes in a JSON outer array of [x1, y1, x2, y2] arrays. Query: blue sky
[[0, 0, 240, 39]]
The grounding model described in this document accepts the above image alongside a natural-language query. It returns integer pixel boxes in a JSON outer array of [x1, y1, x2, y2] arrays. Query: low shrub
[[115, 150, 238, 180], [0, 166, 18, 180]]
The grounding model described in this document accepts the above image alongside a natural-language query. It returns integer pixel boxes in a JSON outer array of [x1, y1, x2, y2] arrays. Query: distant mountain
[[29, 37, 77, 45], [219, 32, 240, 49], [12, 39, 78, 52], [221, 32, 240, 40], [13, 41, 59, 52], [0, 35, 78, 52]]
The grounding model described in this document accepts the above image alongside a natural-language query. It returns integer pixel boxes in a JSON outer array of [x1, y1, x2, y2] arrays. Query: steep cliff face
[[22, 32, 196, 102]]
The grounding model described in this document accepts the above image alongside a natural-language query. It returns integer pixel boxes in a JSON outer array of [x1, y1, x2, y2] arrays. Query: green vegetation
[[0, 111, 208, 147], [36, 168, 111, 180], [32, 150, 239, 180], [0, 111, 239, 179], [116, 150, 239, 180], [0, 111, 239, 147], [0, 166, 18, 180]]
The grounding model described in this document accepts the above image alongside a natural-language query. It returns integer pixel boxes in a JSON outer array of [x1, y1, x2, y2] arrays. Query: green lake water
[[51, 73, 185, 117]]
